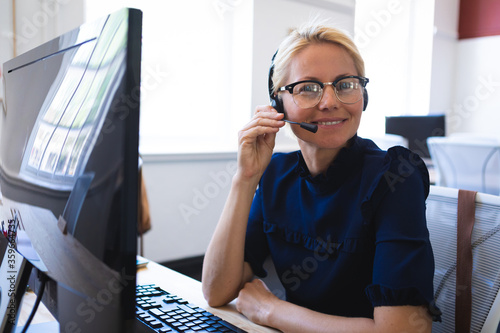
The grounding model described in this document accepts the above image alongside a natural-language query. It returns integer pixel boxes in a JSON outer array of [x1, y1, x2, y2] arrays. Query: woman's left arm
[[236, 279, 432, 333]]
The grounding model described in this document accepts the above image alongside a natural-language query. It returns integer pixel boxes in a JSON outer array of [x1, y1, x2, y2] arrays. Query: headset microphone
[[283, 120, 318, 133]]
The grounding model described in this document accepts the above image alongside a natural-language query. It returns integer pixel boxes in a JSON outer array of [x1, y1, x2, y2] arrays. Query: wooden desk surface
[[18, 259, 279, 333], [18, 290, 56, 326]]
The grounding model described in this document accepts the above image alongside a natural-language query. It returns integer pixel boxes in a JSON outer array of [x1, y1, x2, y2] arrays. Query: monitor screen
[[0, 8, 142, 332], [385, 115, 446, 158]]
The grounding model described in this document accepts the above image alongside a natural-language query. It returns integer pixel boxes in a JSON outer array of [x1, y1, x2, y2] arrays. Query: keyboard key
[[138, 313, 149, 320], [163, 296, 176, 304], [150, 320, 163, 329], [159, 328, 173, 333], [178, 304, 196, 314], [149, 308, 165, 317]]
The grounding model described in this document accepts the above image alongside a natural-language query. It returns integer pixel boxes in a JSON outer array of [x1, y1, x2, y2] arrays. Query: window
[[354, 0, 435, 139], [85, 0, 253, 154]]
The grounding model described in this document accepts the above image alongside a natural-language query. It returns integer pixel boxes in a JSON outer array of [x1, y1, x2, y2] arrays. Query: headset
[[268, 51, 368, 133]]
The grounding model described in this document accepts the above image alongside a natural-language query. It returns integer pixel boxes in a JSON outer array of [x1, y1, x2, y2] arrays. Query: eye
[[294, 82, 321, 94], [337, 79, 359, 92]]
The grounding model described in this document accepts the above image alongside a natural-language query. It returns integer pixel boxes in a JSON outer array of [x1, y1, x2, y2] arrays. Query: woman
[[202, 21, 440, 333]]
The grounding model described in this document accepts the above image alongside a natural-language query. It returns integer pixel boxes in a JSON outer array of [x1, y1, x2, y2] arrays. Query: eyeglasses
[[277, 75, 369, 109]]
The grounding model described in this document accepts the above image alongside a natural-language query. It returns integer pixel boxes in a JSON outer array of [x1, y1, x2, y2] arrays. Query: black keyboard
[[136, 284, 248, 333]]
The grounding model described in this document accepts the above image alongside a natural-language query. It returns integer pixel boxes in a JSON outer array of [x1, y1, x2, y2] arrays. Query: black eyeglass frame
[[277, 75, 369, 106]]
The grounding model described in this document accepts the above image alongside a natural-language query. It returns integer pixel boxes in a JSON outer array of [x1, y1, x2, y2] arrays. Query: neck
[[298, 136, 355, 177], [298, 144, 341, 177]]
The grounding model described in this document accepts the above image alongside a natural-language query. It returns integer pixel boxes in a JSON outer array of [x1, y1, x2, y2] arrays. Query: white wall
[[430, 0, 500, 137], [429, 0, 459, 119], [0, 0, 84, 109], [0, 0, 84, 60], [141, 153, 237, 262], [448, 36, 500, 136], [0, 0, 14, 67], [355, 0, 435, 139]]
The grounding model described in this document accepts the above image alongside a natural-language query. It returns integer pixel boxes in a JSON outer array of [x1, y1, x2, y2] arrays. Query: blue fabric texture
[[244, 135, 441, 320]]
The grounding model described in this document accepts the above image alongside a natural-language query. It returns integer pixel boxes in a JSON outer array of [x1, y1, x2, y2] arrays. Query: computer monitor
[[385, 115, 446, 158], [0, 8, 142, 332]]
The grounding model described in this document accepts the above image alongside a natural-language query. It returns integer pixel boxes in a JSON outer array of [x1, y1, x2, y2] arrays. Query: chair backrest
[[427, 136, 500, 195], [427, 186, 500, 332], [385, 114, 445, 158], [370, 133, 408, 151]]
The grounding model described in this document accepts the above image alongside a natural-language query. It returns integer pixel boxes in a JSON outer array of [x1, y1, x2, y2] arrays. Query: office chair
[[427, 136, 500, 195], [427, 186, 500, 332], [369, 133, 408, 151], [385, 114, 445, 158]]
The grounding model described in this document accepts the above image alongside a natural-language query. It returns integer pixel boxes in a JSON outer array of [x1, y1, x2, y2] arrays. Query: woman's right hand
[[202, 106, 284, 307], [236, 105, 285, 183]]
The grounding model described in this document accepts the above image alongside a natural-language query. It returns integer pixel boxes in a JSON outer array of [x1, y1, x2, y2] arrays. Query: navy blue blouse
[[244, 135, 440, 320]]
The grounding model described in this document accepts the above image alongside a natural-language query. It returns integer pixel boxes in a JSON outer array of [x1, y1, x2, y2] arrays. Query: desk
[[18, 259, 279, 333]]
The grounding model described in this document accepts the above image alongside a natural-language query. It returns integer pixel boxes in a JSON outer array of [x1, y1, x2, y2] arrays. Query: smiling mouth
[[315, 120, 344, 125]]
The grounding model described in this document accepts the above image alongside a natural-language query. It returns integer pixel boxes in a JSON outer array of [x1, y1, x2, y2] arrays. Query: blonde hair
[[271, 22, 365, 95]]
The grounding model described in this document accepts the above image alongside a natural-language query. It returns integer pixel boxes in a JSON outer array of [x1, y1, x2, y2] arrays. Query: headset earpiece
[[270, 94, 285, 114], [268, 51, 285, 114], [363, 88, 368, 111]]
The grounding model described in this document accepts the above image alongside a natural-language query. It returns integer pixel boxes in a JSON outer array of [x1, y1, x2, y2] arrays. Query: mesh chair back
[[428, 186, 500, 332], [427, 137, 500, 195]]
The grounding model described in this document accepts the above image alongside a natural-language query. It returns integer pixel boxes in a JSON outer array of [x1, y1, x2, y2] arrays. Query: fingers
[[238, 279, 272, 300], [235, 106, 285, 181], [239, 106, 285, 142], [254, 105, 285, 122]]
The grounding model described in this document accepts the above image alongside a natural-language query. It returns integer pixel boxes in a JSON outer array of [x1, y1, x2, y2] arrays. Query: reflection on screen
[[21, 11, 128, 190]]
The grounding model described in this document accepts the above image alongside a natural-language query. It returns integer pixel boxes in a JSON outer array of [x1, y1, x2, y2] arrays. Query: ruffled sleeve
[[361, 146, 441, 321], [365, 285, 442, 322]]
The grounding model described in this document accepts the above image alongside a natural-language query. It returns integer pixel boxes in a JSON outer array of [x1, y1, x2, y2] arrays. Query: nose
[[317, 84, 339, 109]]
